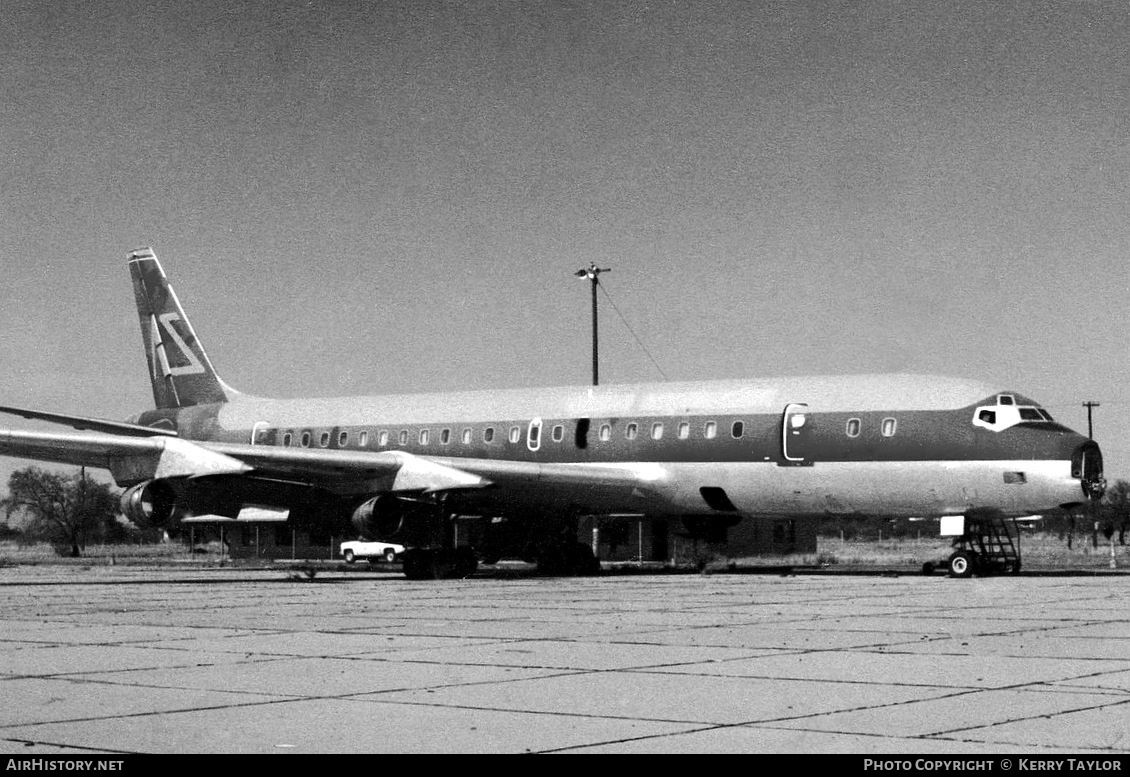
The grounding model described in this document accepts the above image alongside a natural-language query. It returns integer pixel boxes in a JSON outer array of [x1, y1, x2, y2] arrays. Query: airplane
[[0, 247, 1106, 579]]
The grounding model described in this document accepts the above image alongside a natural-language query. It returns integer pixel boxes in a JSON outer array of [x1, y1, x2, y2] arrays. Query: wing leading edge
[[0, 405, 179, 437]]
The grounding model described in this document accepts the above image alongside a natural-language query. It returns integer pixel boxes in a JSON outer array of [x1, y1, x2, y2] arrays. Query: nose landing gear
[[944, 514, 1022, 578]]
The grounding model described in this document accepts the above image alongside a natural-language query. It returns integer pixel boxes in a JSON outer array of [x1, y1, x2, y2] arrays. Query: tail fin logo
[[130, 248, 233, 408], [153, 313, 206, 377]]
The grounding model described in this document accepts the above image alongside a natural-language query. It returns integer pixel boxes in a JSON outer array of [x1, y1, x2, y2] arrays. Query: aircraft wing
[[0, 405, 178, 437], [203, 443, 666, 499], [0, 429, 666, 502], [0, 429, 485, 492], [0, 430, 251, 484]]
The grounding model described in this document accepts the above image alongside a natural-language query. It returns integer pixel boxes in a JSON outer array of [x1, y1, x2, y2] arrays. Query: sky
[[1, 1, 1128, 485]]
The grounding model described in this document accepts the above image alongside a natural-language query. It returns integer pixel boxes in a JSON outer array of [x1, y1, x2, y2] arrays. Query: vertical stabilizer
[[128, 248, 234, 409]]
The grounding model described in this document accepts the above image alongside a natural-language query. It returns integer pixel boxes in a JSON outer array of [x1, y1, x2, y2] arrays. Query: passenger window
[[509, 426, 520, 443], [398, 430, 408, 446], [731, 421, 744, 438], [419, 429, 430, 445], [881, 418, 897, 437], [378, 430, 388, 447], [319, 431, 330, 447], [282, 431, 293, 446], [846, 418, 861, 438], [626, 423, 638, 440], [359, 431, 368, 447], [599, 423, 611, 441], [651, 422, 663, 440], [462, 428, 473, 444], [440, 428, 451, 444], [552, 425, 564, 442], [338, 431, 348, 447], [704, 421, 717, 439], [300, 431, 311, 447], [678, 421, 690, 440], [484, 427, 495, 443]]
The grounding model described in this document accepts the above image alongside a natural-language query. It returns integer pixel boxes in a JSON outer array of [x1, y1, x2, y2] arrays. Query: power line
[[596, 278, 669, 382]]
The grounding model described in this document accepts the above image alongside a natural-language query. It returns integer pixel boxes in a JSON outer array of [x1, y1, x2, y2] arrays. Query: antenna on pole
[[574, 263, 610, 386]]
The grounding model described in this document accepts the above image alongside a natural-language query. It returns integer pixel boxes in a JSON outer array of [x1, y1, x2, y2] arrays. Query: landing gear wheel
[[400, 548, 478, 580], [401, 549, 435, 580], [384, 548, 397, 563], [948, 550, 977, 578], [452, 547, 478, 578], [572, 543, 601, 576], [343, 550, 355, 564], [537, 542, 600, 577]]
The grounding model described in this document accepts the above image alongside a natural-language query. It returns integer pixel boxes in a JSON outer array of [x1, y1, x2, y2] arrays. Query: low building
[[579, 516, 816, 563], [182, 512, 815, 565]]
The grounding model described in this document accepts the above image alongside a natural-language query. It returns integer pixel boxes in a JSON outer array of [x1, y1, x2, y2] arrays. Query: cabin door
[[781, 403, 814, 466], [251, 421, 275, 445]]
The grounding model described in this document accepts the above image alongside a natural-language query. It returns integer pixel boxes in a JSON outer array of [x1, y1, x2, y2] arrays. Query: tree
[[0, 517, 21, 541], [2, 467, 121, 557], [1103, 479, 1130, 546]]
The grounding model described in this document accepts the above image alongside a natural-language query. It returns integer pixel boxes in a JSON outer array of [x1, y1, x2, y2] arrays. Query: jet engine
[[119, 479, 178, 527], [350, 495, 407, 539]]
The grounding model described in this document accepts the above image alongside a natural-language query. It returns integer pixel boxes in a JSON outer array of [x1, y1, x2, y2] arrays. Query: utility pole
[[1082, 401, 1100, 439], [574, 263, 610, 386]]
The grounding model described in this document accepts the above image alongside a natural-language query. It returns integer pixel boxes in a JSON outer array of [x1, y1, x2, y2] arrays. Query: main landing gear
[[535, 541, 601, 577], [401, 547, 479, 580]]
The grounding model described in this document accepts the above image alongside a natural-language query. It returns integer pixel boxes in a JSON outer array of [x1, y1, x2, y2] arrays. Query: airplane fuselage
[[130, 373, 1098, 521]]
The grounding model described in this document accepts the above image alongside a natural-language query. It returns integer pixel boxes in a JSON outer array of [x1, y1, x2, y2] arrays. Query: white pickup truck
[[340, 540, 405, 564]]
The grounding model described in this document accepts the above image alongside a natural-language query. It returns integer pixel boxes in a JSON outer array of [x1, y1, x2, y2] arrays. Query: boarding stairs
[[944, 515, 1021, 577]]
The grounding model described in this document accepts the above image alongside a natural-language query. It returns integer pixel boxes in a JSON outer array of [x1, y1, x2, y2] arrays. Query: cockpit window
[[974, 401, 1053, 432]]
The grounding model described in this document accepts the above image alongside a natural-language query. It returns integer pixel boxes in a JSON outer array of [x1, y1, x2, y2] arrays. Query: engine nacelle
[[351, 495, 407, 539], [119, 480, 178, 527]]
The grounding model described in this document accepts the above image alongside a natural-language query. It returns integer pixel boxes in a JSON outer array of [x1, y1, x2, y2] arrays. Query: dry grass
[[728, 533, 1128, 572], [2, 534, 1127, 573], [0, 540, 210, 567]]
